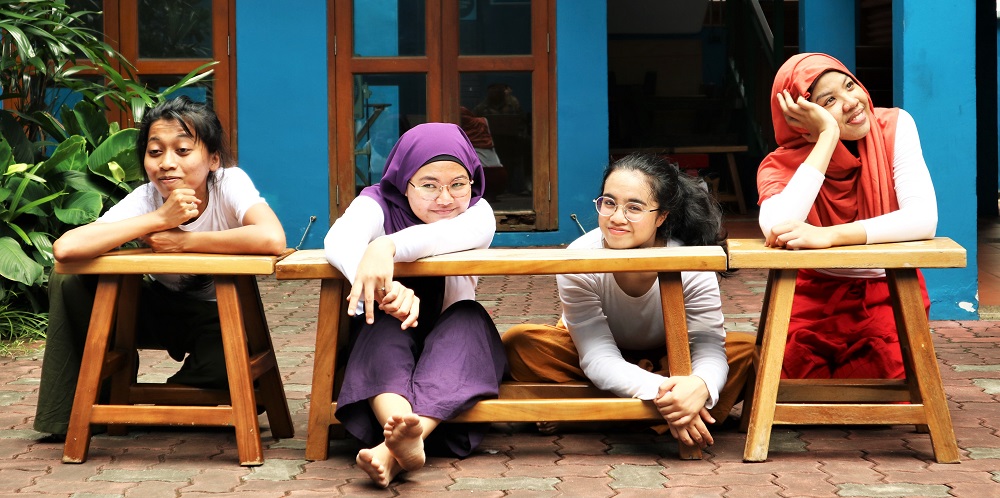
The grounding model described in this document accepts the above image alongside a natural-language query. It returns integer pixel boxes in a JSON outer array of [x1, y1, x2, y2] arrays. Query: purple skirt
[[335, 278, 507, 457]]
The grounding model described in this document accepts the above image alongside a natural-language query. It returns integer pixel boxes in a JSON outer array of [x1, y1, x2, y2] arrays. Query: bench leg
[[743, 269, 796, 462], [215, 276, 264, 466], [237, 276, 294, 439], [886, 269, 960, 464], [106, 275, 142, 437], [306, 279, 344, 461], [658, 272, 701, 460], [63, 275, 123, 463]]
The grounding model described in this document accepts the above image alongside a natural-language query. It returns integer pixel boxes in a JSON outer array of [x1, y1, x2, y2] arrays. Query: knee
[[500, 324, 541, 354]]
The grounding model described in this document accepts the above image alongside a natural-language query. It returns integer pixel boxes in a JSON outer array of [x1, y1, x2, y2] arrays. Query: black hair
[[600, 152, 727, 248], [136, 95, 233, 179]]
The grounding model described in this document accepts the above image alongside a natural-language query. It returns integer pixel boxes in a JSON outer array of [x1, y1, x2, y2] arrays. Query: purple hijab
[[360, 122, 485, 234]]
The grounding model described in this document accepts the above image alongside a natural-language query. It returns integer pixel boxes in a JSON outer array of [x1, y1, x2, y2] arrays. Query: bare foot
[[384, 413, 426, 471], [356, 443, 401, 488]]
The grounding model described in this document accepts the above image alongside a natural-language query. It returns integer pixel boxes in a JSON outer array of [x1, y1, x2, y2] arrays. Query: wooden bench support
[[729, 238, 963, 464], [58, 251, 294, 466], [278, 247, 728, 462]]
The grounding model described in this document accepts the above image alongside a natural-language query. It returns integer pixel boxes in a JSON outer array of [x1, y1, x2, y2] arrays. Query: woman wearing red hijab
[[757, 53, 938, 380]]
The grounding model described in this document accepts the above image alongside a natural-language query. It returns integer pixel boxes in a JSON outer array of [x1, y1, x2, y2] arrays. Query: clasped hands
[[139, 188, 201, 252], [347, 236, 420, 329], [654, 375, 714, 448]]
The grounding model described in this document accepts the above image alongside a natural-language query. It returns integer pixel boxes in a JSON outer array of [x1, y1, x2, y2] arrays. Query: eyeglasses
[[594, 196, 660, 223], [407, 180, 474, 201]]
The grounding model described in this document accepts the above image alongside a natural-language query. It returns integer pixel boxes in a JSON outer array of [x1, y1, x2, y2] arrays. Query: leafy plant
[[0, 0, 216, 340]]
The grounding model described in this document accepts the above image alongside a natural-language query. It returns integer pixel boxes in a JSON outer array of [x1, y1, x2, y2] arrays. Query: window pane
[[459, 0, 531, 56], [353, 0, 425, 57], [65, 0, 103, 34], [137, 0, 213, 59], [459, 72, 531, 208], [354, 73, 427, 191]]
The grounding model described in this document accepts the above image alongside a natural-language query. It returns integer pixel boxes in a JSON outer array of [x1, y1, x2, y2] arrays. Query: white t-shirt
[[557, 228, 728, 407], [758, 109, 938, 278], [98, 167, 267, 300], [323, 196, 496, 313]]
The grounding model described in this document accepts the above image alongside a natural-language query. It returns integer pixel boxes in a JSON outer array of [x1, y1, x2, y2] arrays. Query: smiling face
[[405, 160, 472, 224], [598, 169, 668, 249], [808, 70, 872, 141], [143, 118, 220, 202]]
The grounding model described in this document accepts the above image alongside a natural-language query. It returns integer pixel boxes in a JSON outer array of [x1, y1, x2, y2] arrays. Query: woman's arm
[[388, 199, 496, 261], [559, 272, 667, 400], [53, 187, 203, 262], [142, 202, 286, 255]]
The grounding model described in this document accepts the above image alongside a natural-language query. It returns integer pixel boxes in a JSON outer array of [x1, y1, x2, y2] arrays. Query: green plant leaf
[[0, 111, 34, 164], [0, 237, 44, 286], [53, 191, 102, 225], [90, 128, 141, 182], [0, 138, 12, 170], [27, 231, 54, 265], [43, 135, 87, 173]]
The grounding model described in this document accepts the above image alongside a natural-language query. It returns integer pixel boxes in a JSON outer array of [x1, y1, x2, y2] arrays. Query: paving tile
[[836, 482, 951, 497]]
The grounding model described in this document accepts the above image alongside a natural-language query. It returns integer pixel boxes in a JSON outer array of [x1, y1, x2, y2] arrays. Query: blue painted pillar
[[799, 0, 856, 72], [894, 0, 978, 319]]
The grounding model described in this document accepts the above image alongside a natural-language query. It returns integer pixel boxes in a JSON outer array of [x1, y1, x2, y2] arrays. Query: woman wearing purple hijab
[[323, 123, 504, 487]]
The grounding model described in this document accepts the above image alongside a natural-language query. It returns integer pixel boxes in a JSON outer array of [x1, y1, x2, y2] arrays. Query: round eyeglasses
[[594, 196, 661, 223], [407, 180, 474, 201]]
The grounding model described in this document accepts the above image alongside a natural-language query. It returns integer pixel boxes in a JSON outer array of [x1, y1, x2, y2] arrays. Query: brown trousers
[[501, 320, 755, 423]]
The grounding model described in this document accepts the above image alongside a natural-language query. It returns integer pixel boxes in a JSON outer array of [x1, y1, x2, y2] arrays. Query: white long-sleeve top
[[758, 109, 938, 278], [557, 228, 728, 407], [323, 196, 496, 313]]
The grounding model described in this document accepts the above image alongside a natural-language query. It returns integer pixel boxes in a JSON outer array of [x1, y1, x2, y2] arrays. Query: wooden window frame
[[327, 0, 557, 230], [98, 0, 237, 157]]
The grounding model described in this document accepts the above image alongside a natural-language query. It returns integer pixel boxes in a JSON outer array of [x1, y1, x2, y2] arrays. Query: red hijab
[[757, 53, 900, 226]]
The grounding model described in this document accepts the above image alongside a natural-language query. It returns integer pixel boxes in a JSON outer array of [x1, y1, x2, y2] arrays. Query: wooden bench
[[275, 246, 728, 461], [56, 249, 294, 466], [726, 238, 965, 463]]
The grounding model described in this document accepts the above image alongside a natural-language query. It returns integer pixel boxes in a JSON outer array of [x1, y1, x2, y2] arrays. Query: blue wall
[[799, 0, 856, 72], [894, 0, 978, 319], [492, 0, 609, 246], [236, 0, 330, 250]]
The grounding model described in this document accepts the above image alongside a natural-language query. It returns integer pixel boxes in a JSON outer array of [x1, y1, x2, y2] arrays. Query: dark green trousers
[[34, 272, 228, 435]]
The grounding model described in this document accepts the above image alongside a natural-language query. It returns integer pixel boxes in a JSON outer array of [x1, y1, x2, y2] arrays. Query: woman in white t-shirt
[[34, 96, 285, 440], [503, 153, 754, 448]]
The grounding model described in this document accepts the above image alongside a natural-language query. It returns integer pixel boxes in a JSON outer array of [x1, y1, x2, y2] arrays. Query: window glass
[[459, 0, 531, 56], [354, 0, 425, 57], [459, 71, 532, 207], [354, 73, 427, 191], [137, 0, 213, 59]]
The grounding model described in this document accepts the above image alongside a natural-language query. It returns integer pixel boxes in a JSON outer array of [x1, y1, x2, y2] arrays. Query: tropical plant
[[0, 0, 216, 340]]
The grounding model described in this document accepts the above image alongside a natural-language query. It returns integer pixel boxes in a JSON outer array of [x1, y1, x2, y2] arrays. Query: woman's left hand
[[765, 220, 834, 249], [655, 376, 714, 446], [141, 228, 188, 252], [378, 280, 420, 329]]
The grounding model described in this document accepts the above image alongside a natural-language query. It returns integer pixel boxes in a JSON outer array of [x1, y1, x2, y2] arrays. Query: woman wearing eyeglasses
[[502, 153, 754, 448], [323, 123, 505, 488]]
